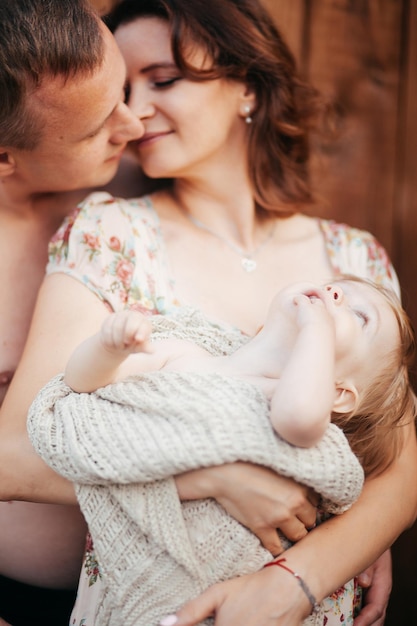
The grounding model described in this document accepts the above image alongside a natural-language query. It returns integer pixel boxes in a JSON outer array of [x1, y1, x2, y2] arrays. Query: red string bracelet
[[264, 557, 320, 615]]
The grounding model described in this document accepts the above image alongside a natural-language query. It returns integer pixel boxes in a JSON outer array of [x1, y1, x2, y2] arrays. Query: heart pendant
[[241, 257, 257, 272]]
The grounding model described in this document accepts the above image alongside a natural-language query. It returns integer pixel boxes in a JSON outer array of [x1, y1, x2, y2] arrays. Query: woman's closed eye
[[153, 76, 181, 88]]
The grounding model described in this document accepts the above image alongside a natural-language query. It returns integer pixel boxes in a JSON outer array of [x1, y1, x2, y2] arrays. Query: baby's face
[[273, 279, 400, 388]]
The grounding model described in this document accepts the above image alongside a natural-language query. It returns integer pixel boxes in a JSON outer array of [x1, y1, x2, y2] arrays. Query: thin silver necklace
[[186, 213, 276, 272]]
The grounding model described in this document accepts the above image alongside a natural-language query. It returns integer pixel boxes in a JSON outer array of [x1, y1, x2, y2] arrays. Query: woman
[[2, 0, 415, 624]]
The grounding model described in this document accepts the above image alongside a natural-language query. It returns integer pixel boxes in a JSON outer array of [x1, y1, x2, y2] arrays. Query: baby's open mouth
[[304, 289, 322, 302]]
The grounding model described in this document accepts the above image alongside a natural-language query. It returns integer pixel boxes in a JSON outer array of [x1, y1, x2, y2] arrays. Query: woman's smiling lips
[[136, 130, 173, 147]]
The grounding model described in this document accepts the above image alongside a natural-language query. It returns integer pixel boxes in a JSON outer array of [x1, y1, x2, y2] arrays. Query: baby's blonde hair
[[331, 276, 416, 476]]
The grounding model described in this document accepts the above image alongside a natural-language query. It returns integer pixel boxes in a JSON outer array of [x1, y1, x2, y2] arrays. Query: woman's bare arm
[[165, 419, 417, 625]]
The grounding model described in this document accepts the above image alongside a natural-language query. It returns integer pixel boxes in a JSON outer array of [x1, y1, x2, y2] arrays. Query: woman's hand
[[159, 565, 312, 626], [354, 550, 392, 626], [175, 462, 318, 555]]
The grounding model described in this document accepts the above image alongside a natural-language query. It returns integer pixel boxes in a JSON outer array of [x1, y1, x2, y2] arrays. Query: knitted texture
[[28, 309, 364, 626]]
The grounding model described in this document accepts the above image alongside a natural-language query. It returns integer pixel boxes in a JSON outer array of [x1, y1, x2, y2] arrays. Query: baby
[[29, 276, 415, 626], [65, 275, 415, 471]]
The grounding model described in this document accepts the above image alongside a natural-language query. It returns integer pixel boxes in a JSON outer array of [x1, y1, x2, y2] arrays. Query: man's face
[[11, 24, 143, 194]]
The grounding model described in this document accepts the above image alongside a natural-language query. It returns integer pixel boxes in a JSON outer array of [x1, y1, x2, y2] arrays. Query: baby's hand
[[100, 310, 153, 355], [292, 293, 334, 330]]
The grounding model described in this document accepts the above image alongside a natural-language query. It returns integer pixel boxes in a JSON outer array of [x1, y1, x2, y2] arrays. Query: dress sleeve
[[47, 192, 165, 313], [321, 220, 400, 298]]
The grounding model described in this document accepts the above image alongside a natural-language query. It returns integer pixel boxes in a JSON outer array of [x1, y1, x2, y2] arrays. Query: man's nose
[[120, 101, 145, 140]]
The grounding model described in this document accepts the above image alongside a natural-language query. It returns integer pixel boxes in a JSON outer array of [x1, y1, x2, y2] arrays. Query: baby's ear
[[333, 382, 359, 414]]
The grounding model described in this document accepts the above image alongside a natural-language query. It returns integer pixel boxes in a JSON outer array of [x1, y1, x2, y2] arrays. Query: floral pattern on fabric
[[318, 219, 399, 294], [48, 192, 179, 316], [51, 192, 398, 626], [84, 534, 100, 587]]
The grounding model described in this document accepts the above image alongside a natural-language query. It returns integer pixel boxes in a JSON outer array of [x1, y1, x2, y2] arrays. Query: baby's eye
[[354, 309, 369, 326]]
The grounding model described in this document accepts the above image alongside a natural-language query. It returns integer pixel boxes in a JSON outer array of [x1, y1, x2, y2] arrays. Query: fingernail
[[160, 616, 178, 626]]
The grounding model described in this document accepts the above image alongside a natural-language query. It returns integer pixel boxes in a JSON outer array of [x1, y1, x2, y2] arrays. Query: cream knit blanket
[[28, 309, 364, 626]]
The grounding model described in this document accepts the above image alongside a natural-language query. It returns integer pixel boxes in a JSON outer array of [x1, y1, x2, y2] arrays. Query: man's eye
[[86, 126, 103, 139]]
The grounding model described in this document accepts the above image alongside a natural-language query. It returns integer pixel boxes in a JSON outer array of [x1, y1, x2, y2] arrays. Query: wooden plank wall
[[262, 3, 417, 620], [91, 1, 417, 623]]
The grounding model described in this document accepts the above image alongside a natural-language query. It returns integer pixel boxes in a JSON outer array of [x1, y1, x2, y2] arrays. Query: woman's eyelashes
[[122, 72, 181, 103], [152, 76, 181, 88]]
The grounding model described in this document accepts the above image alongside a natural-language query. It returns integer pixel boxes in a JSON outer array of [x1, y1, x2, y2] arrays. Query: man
[[0, 1, 142, 623]]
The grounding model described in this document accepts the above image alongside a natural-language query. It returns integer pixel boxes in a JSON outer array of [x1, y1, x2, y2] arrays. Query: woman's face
[[115, 17, 251, 180]]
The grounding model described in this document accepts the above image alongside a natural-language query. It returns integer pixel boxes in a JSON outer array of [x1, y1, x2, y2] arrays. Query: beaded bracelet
[[263, 557, 320, 615]]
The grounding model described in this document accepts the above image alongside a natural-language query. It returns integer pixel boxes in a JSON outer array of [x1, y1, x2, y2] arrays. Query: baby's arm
[[269, 294, 336, 447], [64, 310, 162, 392]]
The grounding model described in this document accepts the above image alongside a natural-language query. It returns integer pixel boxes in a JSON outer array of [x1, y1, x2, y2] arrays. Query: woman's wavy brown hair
[[107, 0, 321, 214]]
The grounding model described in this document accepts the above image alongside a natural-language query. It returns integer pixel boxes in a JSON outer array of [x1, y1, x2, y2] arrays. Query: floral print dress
[[46, 192, 399, 626]]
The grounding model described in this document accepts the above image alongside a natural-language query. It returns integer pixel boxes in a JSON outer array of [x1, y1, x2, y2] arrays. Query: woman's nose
[[127, 88, 155, 121], [325, 284, 344, 304]]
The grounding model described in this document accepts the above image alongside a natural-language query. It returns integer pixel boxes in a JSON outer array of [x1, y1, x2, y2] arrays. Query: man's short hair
[[0, 0, 105, 150]]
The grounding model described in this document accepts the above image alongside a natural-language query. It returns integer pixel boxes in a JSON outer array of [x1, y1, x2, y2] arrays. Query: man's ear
[[0, 150, 16, 177], [333, 382, 359, 414]]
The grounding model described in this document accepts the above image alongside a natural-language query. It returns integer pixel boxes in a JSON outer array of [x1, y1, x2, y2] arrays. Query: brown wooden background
[[261, 3, 417, 623], [92, 1, 417, 623]]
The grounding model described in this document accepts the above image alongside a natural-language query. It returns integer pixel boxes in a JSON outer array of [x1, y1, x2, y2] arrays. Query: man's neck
[[0, 182, 90, 223]]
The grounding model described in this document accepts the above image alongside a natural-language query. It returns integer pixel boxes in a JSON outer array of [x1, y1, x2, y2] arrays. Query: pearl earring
[[244, 105, 253, 124]]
